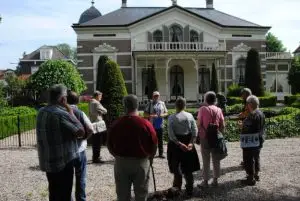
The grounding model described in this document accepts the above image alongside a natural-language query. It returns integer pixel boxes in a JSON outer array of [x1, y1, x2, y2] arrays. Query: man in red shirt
[[107, 94, 158, 201]]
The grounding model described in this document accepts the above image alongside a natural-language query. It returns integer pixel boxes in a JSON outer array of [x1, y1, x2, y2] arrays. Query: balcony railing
[[133, 42, 226, 51], [265, 52, 292, 59]]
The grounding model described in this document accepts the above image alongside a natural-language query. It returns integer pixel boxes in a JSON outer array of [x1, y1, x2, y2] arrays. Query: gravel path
[[0, 138, 300, 201]]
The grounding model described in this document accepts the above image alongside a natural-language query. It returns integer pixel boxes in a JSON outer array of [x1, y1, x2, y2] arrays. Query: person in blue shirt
[[144, 91, 168, 158]]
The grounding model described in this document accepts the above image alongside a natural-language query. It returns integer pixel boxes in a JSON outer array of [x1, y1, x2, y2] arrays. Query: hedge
[[227, 96, 276, 107], [159, 107, 300, 142], [284, 94, 300, 106], [0, 114, 36, 140], [78, 103, 89, 116]]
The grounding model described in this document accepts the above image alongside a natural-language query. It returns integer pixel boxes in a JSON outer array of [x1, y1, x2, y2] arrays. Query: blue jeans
[[74, 151, 87, 201], [46, 161, 74, 201]]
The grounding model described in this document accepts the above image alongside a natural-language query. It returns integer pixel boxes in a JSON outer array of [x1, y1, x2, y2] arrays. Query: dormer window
[[40, 48, 53, 60]]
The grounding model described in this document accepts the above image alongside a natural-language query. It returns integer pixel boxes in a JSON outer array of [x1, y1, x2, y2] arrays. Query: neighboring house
[[293, 44, 300, 57], [18, 45, 75, 75], [72, 0, 292, 102], [0, 69, 15, 85]]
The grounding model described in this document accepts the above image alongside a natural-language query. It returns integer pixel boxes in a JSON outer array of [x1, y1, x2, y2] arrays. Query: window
[[142, 69, 149, 96], [198, 68, 210, 93], [236, 57, 246, 85], [170, 65, 184, 98], [170, 25, 183, 49], [120, 68, 132, 81], [31, 66, 39, 74], [40, 49, 53, 60], [190, 30, 199, 49], [153, 30, 163, 49]]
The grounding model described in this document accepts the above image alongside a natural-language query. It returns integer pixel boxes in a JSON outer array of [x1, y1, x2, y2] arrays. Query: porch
[[133, 51, 227, 104]]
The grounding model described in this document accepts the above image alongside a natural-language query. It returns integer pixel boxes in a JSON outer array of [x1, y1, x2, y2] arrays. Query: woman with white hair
[[238, 95, 265, 186], [197, 91, 225, 187]]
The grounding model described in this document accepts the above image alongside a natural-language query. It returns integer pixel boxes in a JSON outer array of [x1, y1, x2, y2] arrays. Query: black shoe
[[241, 178, 256, 186], [92, 158, 104, 164], [240, 161, 244, 166], [254, 175, 260, 181], [158, 155, 165, 159]]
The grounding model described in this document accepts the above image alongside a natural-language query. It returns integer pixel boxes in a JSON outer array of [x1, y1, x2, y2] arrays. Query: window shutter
[[199, 32, 204, 42], [184, 25, 190, 42], [148, 32, 152, 42], [163, 26, 169, 42]]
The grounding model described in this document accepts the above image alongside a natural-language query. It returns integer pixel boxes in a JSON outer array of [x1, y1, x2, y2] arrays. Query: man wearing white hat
[[144, 91, 168, 158]]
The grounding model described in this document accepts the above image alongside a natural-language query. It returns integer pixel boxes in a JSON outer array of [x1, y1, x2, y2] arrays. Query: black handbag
[[213, 133, 228, 160]]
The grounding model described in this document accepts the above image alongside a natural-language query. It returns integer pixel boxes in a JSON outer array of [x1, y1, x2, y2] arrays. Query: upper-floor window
[[40, 48, 53, 60], [190, 30, 199, 42], [170, 25, 183, 42], [153, 30, 163, 42]]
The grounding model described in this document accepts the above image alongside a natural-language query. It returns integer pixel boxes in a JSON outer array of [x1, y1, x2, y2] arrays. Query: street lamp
[[0, 15, 2, 23]]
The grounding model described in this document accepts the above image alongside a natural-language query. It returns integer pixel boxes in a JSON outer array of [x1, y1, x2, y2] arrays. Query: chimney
[[122, 0, 127, 7], [206, 0, 213, 9]]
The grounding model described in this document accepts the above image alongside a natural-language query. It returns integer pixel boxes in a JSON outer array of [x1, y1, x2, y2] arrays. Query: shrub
[[291, 101, 300, 109], [259, 96, 277, 107], [226, 104, 243, 114], [101, 60, 128, 125], [227, 97, 243, 105], [284, 94, 300, 105], [0, 106, 36, 116], [227, 84, 243, 97], [288, 57, 300, 94], [78, 103, 89, 116], [96, 55, 109, 92], [0, 113, 36, 140], [245, 48, 264, 96], [30, 60, 86, 94]]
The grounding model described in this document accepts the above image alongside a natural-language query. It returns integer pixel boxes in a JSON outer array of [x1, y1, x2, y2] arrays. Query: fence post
[[17, 114, 21, 147]]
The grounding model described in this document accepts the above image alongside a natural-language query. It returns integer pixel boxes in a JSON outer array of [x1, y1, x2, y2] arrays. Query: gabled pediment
[[232, 43, 251, 52], [93, 43, 118, 53]]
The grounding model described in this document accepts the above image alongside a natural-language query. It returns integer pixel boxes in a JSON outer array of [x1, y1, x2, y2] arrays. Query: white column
[[134, 57, 138, 95], [224, 55, 227, 94], [192, 58, 199, 103], [165, 58, 171, 102]]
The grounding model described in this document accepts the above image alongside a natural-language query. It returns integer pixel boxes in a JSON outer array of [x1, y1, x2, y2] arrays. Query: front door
[[170, 65, 184, 101]]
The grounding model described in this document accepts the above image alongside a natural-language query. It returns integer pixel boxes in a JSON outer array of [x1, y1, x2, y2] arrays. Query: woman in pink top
[[197, 91, 225, 187]]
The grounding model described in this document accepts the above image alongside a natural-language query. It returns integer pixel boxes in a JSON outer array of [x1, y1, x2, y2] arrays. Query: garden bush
[[0, 106, 36, 116], [284, 94, 300, 105], [226, 104, 243, 114], [227, 96, 276, 107], [227, 84, 243, 97], [259, 96, 277, 107], [78, 103, 89, 116], [227, 97, 243, 105]]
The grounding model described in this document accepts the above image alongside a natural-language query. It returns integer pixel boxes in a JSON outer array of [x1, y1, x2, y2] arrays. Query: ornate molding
[[232, 43, 251, 52], [93, 43, 118, 53]]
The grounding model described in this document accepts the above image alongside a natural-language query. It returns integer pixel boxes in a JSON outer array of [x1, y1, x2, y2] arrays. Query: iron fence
[[0, 114, 37, 148]]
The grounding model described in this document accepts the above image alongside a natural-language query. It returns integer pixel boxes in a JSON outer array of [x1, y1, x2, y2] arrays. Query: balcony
[[265, 52, 292, 60], [133, 42, 226, 52]]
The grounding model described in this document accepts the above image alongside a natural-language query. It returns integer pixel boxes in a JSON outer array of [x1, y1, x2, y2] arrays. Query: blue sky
[[0, 0, 299, 69]]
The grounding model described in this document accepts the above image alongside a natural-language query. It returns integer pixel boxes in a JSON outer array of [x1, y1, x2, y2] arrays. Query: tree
[[0, 82, 7, 107], [245, 48, 264, 96], [266, 32, 287, 52], [96, 55, 109, 92], [5, 73, 26, 106], [147, 64, 158, 100], [288, 56, 300, 94], [30, 60, 86, 95], [101, 60, 128, 125], [210, 62, 219, 93], [56, 43, 77, 62]]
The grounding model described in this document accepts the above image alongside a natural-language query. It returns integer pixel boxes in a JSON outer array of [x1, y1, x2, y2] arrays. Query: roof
[[18, 74, 31, 80], [22, 46, 69, 60], [73, 5, 270, 29], [293, 44, 300, 54], [78, 5, 102, 24]]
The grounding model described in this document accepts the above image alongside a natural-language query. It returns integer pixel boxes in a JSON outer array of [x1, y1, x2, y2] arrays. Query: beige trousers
[[200, 138, 221, 180], [114, 156, 150, 201]]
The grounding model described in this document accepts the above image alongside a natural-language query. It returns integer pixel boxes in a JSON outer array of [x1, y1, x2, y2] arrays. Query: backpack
[[203, 106, 219, 148]]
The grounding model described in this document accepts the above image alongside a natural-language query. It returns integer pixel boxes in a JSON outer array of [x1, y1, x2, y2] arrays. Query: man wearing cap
[[144, 91, 168, 158]]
